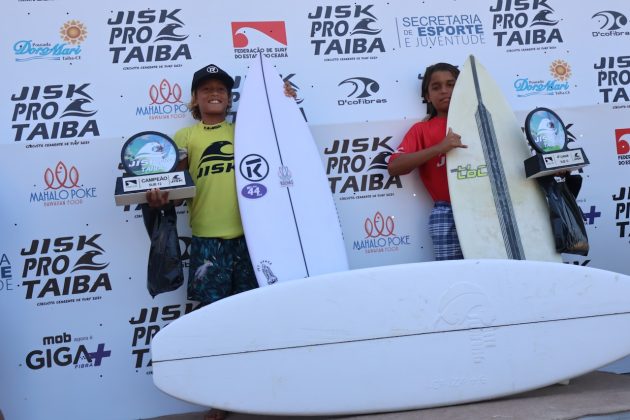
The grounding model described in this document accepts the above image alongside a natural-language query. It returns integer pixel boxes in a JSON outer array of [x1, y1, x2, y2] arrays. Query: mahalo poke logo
[[353, 211, 410, 253], [149, 79, 182, 104], [364, 212, 395, 238], [45, 162, 79, 190], [137, 79, 188, 120], [231, 21, 289, 59], [31, 162, 97, 206]]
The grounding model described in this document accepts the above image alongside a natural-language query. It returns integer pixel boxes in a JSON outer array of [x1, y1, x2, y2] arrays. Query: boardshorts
[[428, 202, 464, 261], [187, 235, 258, 306]]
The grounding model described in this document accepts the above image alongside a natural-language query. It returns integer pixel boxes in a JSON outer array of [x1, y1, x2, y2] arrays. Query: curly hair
[[421, 62, 460, 119]]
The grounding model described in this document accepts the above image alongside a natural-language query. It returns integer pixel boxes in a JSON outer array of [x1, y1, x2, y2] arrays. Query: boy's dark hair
[[421, 62, 460, 118]]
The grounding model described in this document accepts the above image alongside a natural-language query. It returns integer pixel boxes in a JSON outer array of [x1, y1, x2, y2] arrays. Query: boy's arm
[[388, 128, 466, 176], [388, 145, 445, 176]]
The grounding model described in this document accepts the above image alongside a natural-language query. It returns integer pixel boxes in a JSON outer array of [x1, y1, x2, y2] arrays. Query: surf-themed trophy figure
[[114, 131, 195, 205], [523, 108, 589, 255], [523, 107, 588, 178]]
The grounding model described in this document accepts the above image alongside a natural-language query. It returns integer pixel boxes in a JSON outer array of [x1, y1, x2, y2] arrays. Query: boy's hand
[[146, 188, 170, 208], [440, 128, 467, 153], [283, 80, 297, 99]]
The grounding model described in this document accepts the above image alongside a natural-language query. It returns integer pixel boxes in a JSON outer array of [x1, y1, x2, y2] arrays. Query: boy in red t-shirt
[[388, 63, 467, 260]]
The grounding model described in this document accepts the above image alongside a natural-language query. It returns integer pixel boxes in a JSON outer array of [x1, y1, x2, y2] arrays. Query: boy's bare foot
[[204, 408, 227, 420]]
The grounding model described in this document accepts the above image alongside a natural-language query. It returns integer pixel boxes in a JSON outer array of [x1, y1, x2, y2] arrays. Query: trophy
[[114, 131, 195, 206], [523, 107, 589, 178]]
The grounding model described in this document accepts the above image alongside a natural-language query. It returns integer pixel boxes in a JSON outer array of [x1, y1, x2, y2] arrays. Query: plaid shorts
[[428, 202, 464, 261], [187, 235, 258, 306]]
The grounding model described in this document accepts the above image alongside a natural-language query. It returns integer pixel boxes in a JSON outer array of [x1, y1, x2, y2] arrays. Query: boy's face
[[425, 70, 456, 117], [193, 78, 231, 118]]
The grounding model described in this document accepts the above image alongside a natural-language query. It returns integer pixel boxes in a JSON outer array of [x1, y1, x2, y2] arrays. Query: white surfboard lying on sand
[[152, 260, 630, 415], [447, 55, 560, 262], [234, 54, 348, 286]]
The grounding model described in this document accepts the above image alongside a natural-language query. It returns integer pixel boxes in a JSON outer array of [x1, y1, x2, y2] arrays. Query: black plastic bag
[[537, 176, 589, 256], [141, 204, 184, 297]]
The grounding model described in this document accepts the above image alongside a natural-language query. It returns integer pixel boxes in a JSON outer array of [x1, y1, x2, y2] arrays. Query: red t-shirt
[[389, 116, 450, 202]]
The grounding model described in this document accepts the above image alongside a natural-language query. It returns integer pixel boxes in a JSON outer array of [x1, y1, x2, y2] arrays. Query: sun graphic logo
[[550, 59, 571, 81], [60, 20, 88, 45]]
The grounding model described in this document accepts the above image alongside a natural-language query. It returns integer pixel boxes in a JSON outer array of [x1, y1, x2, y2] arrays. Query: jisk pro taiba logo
[[107, 9, 191, 68], [30, 161, 97, 207], [323, 136, 401, 197], [490, 0, 563, 49], [130, 303, 196, 369], [10, 83, 99, 143], [595, 56, 630, 105], [21, 234, 112, 304], [307, 4, 385, 60]]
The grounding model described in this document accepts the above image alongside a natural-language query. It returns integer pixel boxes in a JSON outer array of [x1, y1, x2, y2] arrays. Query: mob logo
[[25, 332, 112, 370]]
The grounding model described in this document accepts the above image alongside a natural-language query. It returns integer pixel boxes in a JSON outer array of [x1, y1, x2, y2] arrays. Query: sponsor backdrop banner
[[1, 0, 629, 418]]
